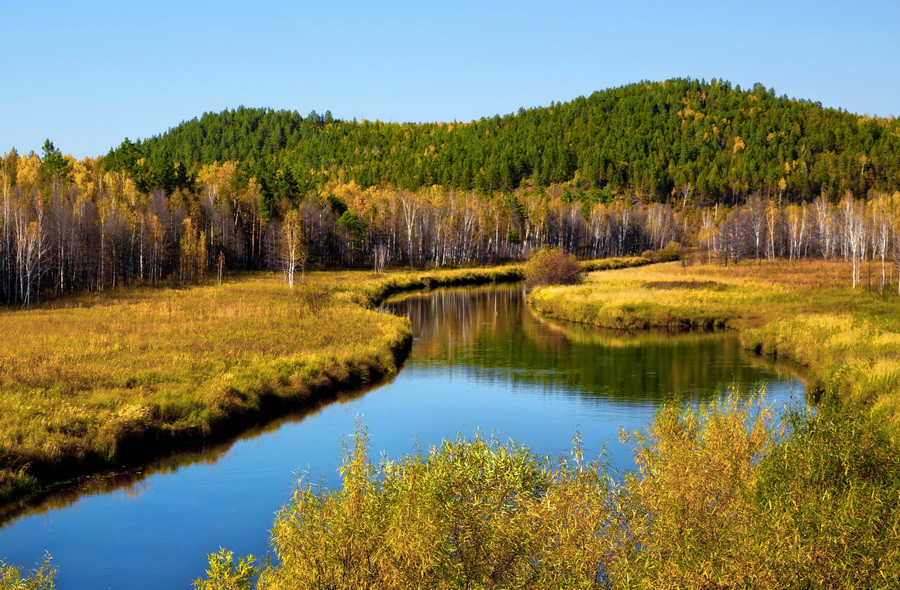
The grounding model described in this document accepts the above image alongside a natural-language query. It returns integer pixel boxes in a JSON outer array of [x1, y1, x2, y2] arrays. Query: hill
[[104, 78, 900, 203]]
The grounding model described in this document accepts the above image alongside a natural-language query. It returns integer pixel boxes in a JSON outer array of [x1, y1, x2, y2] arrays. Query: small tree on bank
[[523, 247, 582, 289], [280, 208, 306, 288]]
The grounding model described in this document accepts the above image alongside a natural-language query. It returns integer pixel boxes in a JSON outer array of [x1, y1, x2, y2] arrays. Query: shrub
[[654, 241, 683, 262], [523, 247, 582, 289], [193, 550, 257, 590], [641, 241, 683, 263], [253, 427, 616, 589], [201, 395, 900, 589]]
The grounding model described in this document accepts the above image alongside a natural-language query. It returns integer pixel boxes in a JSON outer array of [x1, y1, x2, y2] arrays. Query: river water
[[0, 285, 804, 589]]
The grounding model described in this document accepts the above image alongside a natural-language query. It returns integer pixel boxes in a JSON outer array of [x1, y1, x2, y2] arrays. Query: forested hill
[[104, 78, 900, 204]]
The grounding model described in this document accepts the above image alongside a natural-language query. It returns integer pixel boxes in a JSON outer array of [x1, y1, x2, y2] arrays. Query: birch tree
[[280, 208, 305, 288]]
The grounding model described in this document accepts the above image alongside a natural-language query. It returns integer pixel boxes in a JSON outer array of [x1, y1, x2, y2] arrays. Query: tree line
[[105, 78, 900, 205], [0, 146, 677, 304], [4, 141, 900, 305], [698, 191, 900, 290]]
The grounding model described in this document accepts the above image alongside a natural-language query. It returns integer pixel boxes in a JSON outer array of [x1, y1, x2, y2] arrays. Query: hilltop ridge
[[103, 78, 900, 203]]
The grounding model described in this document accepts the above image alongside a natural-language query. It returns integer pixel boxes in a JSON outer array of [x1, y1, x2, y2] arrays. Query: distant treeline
[[103, 78, 900, 204], [2, 77, 900, 304], [0, 145, 681, 304], [3, 141, 900, 305]]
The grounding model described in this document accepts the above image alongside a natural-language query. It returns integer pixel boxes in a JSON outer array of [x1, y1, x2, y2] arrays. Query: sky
[[1, 0, 898, 159]]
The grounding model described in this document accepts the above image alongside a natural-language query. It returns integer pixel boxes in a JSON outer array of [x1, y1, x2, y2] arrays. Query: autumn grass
[[327, 256, 650, 306], [0, 275, 405, 506], [0, 262, 583, 510], [529, 258, 900, 432]]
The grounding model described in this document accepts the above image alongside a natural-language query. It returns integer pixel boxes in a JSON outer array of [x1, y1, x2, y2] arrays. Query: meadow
[[0, 275, 402, 508], [0, 258, 651, 509], [529, 259, 900, 433], [0, 262, 584, 510]]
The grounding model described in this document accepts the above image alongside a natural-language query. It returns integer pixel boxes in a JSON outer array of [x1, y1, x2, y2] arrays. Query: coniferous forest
[[1, 77, 899, 305]]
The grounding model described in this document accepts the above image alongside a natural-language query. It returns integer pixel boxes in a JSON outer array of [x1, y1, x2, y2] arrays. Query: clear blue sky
[[1, 0, 897, 159]]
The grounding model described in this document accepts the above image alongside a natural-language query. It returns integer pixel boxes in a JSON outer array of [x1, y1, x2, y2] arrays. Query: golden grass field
[[0, 258, 651, 508], [529, 259, 900, 432], [0, 264, 556, 507], [0, 275, 403, 505]]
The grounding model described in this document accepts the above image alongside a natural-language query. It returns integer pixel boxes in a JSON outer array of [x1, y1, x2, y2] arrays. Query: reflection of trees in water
[[385, 286, 802, 405], [6, 287, 801, 529], [383, 287, 527, 361], [0, 381, 383, 528]]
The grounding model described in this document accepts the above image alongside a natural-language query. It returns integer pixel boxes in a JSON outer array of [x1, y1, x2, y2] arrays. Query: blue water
[[0, 286, 804, 589]]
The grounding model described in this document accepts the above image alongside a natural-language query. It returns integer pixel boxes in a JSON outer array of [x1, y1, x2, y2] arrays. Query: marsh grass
[[529, 259, 900, 431], [0, 274, 414, 501], [0, 260, 648, 506]]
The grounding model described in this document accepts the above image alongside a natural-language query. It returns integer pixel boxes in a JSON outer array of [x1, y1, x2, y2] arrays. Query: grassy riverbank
[[0, 263, 564, 510], [0, 275, 406, 509], [529, 259, 900, 432], [0, 258, 655, 510]]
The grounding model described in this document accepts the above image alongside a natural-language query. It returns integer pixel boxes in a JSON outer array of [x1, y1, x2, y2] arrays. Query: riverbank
[[0, 274, 405, 513], [528, 259, 900, 431], [0, 259, 652, 513], [0, 267, 514, 511]]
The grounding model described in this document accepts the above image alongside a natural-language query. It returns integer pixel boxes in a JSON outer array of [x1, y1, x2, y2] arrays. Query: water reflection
[[383, 286, 801, 404], [0, 285, 803, 590], [0, 382, 382, 526]]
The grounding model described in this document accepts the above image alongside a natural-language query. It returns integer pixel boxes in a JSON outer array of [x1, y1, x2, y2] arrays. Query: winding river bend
[[0, 285, 804, 589]]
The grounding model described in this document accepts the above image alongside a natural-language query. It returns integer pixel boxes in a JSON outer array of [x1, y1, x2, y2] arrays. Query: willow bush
[[523, 247, 583, 289], [255, 429, 616, 590], [197, 393, 900, 589]]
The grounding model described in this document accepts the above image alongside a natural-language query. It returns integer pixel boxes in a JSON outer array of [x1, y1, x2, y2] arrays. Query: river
[[0, 285, 804, 589]]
